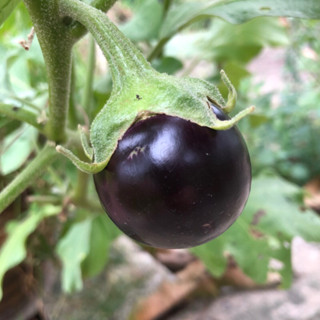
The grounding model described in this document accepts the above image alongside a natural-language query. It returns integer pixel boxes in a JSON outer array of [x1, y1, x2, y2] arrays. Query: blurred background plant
[[0, 1, 320, 319]]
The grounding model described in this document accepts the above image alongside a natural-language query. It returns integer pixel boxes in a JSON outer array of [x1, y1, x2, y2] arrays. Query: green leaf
[[56, 218, 93, 293], [207, 17, 289, 63], [152, 56, 183, 75], [9, 53, 32, 93], [190, 235, 227, 277], [272, 245, 292, 289], [1, 124, 38, 175], [0, 6, 44, 97], [192, 175, 320, 287], [82, 215, 120, 278], [160, 0, 320, 39], [248, 113, 270, 128], [225, 218, 270, 283], [244, 176, 320, 242], [120, 0, 163, 41], [192, 216, 270, 284], [0, 2, 30, 36], [0, 118, 21, 139], [0, 0, 21, 26], [0, 205, 60, 300], [0, 50, 19, 93], [166, 17, 288, 64]]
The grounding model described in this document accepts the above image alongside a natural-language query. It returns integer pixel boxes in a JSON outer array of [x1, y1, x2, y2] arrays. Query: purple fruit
[[94, 104, 251, 248]]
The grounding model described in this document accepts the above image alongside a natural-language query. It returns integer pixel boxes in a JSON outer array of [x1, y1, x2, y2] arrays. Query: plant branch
[[72, 170, 90, 205], [7, 96, 41, 111], [147, 37, 170, 61], [0, 103, 45, 132], [146, 0, 174, 62], [59, 0, 154, 91], [26, 195, 62, 205], [67, 0, 118, 40], [0, 143, 59, 213], [23, 0, 118, 142], [24, 0, 74, 143]]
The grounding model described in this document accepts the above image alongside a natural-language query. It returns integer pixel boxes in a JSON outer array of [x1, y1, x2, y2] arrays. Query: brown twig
[[19, 27, 35, 51]]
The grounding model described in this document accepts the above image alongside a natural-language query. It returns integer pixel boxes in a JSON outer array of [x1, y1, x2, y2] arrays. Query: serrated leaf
[[0, 0, 21, 26], [120, 0, 163, 41], [0, 205, 60, 300], [160, 0, 320, 39], [56, 218, 92, 293], [82, 215, 120, 278]]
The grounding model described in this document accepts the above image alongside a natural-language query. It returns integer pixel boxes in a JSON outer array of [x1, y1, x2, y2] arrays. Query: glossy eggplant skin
[[94, 105, 251, 249]]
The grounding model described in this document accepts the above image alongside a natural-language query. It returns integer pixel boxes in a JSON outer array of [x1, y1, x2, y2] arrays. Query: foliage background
[[0, 0, 320, 319]]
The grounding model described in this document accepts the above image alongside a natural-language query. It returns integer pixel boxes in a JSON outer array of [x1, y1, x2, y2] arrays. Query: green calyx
[[57, 0, 254, 174]]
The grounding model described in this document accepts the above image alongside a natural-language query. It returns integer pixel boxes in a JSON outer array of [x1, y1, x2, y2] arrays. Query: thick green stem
[[59, 0, 154, 92], [24, 0, 74, 143], [0, 104, 45, 132], [0, 143, 59, 213]]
